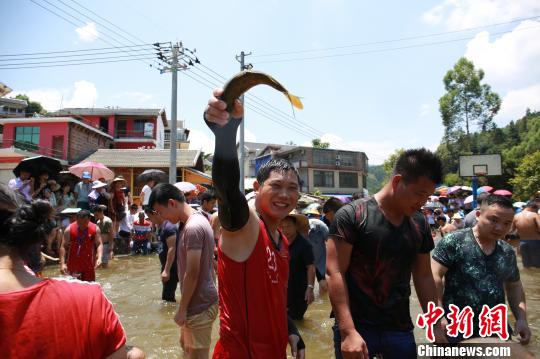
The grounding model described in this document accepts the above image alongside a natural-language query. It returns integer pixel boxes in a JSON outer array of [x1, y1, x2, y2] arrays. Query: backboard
[[459, 154, 502, 177]]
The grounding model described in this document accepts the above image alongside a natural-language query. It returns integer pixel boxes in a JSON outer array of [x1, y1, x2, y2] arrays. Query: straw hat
[[452, 213, 463, 220], [304, 208, 321, 216], [286, 210, 310, 235], [112, 177, 126, 184]]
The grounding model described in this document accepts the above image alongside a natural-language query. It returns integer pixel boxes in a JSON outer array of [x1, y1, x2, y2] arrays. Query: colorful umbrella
[[493, 189, 512, 196], [464, 195, 474, 204], [477, 188, 487, 195], [480, 186, 493, 192], [448, 185, 462, 194], [68, 161, 114, 181], [461, 186, 473, 192]]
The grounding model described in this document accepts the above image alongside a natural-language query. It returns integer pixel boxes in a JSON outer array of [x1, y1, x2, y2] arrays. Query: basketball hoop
[[473, 164, 488, 177]]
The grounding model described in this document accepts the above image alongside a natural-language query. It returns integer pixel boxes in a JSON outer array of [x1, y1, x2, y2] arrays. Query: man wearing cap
[[513, 201, 540, 268], [305, 207, 330, 293], [280, 212, 316, 320], [74, 172, 93, 210]]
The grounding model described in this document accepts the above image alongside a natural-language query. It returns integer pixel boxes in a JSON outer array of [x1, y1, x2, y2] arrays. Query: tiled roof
[[84, 149, 201, 168]]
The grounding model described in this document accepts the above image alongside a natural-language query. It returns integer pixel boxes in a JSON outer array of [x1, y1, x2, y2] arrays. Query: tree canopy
[[311, 138, 330, 149], [14, 94, 46, 116]]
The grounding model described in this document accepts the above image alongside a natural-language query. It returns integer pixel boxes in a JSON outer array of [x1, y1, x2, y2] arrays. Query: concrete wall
[[3, 122, 69, 159], [67, 123, 113, 162]]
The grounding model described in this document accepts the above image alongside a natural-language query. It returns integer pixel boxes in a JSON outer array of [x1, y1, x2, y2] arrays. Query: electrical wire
[[0, 43, 158, 57], [254, 25, 540, 64], [252, 15, 540, 58], [0, 57, 156, 70]]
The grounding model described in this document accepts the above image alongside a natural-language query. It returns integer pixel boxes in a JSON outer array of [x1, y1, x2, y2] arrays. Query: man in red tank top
[[204, 89, 305, 359], [59, 210, 103, 282]]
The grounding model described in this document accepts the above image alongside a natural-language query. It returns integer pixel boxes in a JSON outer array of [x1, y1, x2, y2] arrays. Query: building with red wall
[[0, 117, 113, 164], [52, 108, 168, 149]]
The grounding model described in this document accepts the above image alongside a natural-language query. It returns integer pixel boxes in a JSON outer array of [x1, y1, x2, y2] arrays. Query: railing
[[0, 139, 65, 160], [115, 129, 154, 139]]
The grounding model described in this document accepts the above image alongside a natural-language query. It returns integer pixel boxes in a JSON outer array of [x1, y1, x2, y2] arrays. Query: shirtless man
[[513, 201, 540, 268]]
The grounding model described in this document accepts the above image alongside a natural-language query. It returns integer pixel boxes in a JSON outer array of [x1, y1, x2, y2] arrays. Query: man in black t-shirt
[[327, 148, 446, 359], [280, 213, 315, 320], [146, 208, 179, 302]]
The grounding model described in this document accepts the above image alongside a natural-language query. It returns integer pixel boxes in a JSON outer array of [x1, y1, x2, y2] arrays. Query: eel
[[221, 70, 303, 112]]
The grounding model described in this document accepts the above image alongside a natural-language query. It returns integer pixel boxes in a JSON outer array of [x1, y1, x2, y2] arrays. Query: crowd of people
[[0, 87, 539, 358]]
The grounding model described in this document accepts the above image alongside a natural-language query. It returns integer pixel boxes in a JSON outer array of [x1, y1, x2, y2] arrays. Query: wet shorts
[[68, 269, 95, 282], [102, 242, 110, 264], [520, 240, 540, 268], [181, 302, 218, 351]]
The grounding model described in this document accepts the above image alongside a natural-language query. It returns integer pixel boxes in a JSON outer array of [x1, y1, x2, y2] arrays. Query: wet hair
[[0, 184, 54, 254], [323, 197, 343, 214], [477, 192, 490, 206], [94, 205, 107, 213], [525, 201, 539, 211], [481, 194, 513, 210], [200, 190, 217, 204], [256, 159, 300, 185], [393, 148, 443, 185], [436, 215, 446, 223], [77, 210, 91, 219], [148, 183, 186, 208], [130, 204, 139, 210]]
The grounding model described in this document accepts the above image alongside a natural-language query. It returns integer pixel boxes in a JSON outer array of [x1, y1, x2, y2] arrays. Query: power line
[[29, 0, 159, 69], [252, 15, 540, 58], [0, 52, 158, 66], [0, 43, 158, 57], [0, 57, 156, 70], [0, 47, 157, 61], [254, 25, 540, 64]]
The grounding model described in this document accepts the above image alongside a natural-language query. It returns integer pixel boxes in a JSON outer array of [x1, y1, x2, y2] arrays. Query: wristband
[[307, 284, 314, 289]]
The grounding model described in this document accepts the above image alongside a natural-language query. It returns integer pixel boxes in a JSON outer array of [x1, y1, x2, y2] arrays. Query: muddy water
[[44, 255, 539, 358]]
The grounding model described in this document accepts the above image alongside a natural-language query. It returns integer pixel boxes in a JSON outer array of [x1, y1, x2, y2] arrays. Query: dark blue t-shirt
[[158, 221, 179, 268]]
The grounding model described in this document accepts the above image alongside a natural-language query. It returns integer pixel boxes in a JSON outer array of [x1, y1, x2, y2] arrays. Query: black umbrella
[[13, 155, 63, 179], [136, 169, 168, 184], [57, 171, 80, 187]]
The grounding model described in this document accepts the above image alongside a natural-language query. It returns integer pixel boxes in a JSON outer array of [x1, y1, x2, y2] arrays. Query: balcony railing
[[1, 139, 65, 160], [114, 129, 154, 139]]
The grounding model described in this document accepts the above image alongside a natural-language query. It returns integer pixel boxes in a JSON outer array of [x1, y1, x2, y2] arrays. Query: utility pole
[[235, 50, 252, 193], [169, 43, 179, 184], [156, 42, 195, 184]]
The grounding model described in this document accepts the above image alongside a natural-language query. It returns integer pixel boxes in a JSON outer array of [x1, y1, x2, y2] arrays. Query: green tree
[[439, 58, 501, 138], [367, 164, 385, 194], [311, 138, 330, 149], [509, 151, 540, 200], [382, 149, 405, 179], [15, 94, 46, 116], [443, 173, 461, 186]]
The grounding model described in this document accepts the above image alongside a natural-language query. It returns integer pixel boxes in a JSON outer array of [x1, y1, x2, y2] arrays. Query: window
[[133, 120, 145, 132], [339, 172, 358, 188], [340, 153, 356, 167], [15, 126, 40, 145], [116, 121, 127, 137], [314, 170, 334, 187], [99, 117, 109, 133], [313, 149, 334, 165]]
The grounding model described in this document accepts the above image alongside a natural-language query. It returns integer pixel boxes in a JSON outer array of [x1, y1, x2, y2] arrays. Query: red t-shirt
[[0, 278, 126, 358], [213, 219, 289, 359], [68, 222, 97, 274]]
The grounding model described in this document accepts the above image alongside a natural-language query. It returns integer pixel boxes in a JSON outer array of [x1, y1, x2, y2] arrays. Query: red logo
[[416, 302, 444, 343], [478, 304, 509, 340], [446, 304, 474, 339]]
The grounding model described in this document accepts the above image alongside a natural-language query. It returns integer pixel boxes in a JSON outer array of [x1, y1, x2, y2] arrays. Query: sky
[[1, 0, 539, 164]]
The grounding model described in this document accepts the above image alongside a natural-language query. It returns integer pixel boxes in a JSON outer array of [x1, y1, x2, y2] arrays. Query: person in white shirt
[[140, 179, 156, 209], [8, 170, 33, 202]]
